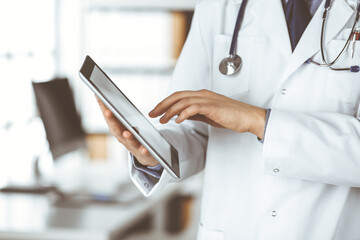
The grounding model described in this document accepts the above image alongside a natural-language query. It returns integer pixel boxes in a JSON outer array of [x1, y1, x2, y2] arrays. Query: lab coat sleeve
[[131, 154, 163, 178], [129, 1, 210, 197], [263, 109, 360, 187]]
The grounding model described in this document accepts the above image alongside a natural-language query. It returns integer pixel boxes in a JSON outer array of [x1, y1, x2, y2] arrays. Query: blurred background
[[0, 0, 204, 239]]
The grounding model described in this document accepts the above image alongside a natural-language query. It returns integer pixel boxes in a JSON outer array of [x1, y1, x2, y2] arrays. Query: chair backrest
[[32, 78, 85, 160]]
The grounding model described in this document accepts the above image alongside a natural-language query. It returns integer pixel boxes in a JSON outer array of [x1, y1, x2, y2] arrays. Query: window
[[78, 6, 177, 132], [0, 0, 56, 184], [0, 0, 194, 185], [0, 0, 56, 126]]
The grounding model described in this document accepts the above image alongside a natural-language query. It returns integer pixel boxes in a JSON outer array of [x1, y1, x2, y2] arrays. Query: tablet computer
[[79, 55, 180, 179]]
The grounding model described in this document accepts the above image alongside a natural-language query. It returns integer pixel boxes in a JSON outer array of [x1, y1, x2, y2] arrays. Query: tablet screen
[[80, 56, 179, 178]]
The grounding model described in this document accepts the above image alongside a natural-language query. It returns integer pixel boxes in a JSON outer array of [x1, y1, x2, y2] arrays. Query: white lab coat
[[129, 0, 360, 239]]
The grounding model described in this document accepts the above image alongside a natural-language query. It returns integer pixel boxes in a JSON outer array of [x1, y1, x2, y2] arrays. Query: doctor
[[97, 0, 360, 239]]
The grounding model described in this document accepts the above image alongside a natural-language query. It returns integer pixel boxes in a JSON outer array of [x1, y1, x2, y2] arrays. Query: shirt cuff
[[258, 108, 272, 144], [131, 154, 163, 178]]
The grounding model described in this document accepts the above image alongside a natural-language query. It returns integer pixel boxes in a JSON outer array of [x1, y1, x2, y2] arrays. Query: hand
[[96, 96, 159, 167], [149, 90, 266, 139]]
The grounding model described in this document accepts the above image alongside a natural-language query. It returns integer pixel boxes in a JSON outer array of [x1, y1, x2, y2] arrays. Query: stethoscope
[[219, 0, 360, 76], [309, 0, 360, 72], [219, 0, 248, 75]]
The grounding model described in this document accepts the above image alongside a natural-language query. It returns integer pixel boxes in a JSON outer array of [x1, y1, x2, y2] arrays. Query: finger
[[103, 109, 126, 131], [159, 97, 209, 124], [99, 108, 128, 144], [139, 145, 151, 157], [128, 143, 156, 166], [123, 132, 151, 158], [175, 104, 210, 123], [122, 130, 141, 149], [96, 96, 109, 113], [95, 96, 126, 131], [96, 97, 119, 123], [96, 98, 117, 122], [150, 90, 214, 118], [95, 97, 142, 148]]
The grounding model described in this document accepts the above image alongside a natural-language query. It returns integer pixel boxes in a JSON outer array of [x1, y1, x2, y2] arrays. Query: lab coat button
[[273, 168, 280, 173], [281, 89, 287, 95], [272, 211, 277, 217], [144, 183, 149, 188]]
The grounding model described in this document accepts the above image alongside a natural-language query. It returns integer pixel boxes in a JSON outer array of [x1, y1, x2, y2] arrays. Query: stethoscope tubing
[[309, 0, 360, 72], [229, 0, 248, 55], [218, 0, 248, 76], [221, 0, 360, 75]]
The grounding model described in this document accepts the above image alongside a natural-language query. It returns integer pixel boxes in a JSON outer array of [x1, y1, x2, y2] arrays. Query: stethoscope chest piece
[[218, 0, 248, 76], [219, 54, 242, 75]]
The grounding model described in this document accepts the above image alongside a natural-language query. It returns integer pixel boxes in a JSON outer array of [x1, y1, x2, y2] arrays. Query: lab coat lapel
[[250, 0, 292, 58], [281, 0, 354, 81]]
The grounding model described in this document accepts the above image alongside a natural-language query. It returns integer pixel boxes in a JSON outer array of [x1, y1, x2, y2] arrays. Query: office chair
[[2, 78, 141, 204], [1, 78, 85, 196], [32, 78, 86, 160]]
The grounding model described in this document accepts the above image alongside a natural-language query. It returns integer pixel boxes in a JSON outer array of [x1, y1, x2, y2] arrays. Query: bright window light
[[0, 0, 56, 185]]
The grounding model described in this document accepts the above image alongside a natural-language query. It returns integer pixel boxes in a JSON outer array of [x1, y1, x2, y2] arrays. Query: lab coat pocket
[[197, 223, 225, 240], [325, 39, 360, 109], [212, 34, 255, 98]]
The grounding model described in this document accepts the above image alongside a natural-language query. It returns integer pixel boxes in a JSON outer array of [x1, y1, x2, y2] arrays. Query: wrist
[[143, 159, 159, 167], [134, 155, 159, 167], [147, 161, 159, 167], [249, 107, 266, 139]]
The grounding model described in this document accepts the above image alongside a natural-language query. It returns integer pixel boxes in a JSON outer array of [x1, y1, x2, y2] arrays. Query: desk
[[0, 184, 180, 240]]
